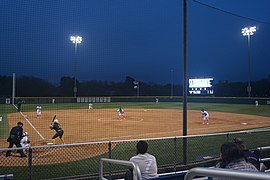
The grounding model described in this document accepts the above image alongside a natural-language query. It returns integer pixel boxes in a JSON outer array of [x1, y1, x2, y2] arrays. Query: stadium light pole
[[241, 26, 256, 98], [70, 36, 82, 98], [170, 69, 174, 98]]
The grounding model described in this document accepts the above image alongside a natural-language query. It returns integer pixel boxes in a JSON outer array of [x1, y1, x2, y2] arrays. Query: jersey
[[201, 110, 209, 120], [130, 153, 158, 179], [20, 136, 30, 148], [51, 122, 62, 132], [36, 105, 42, 116]]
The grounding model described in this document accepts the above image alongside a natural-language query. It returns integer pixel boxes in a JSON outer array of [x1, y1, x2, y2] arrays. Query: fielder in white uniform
[[117, 108, 125, 119], [36, 105, 42, 117], [201, 109, 209, 124], [88, 103, 93, 110], [129, 141, 158, 179]]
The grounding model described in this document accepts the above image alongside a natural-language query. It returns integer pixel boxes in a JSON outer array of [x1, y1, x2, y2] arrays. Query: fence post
[[108, 141, 112, 180], [28, 147, 32, 180], [173, 137, 177, 172]]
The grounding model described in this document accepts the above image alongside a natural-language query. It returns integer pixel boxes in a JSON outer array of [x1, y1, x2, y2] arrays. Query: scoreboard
[[189, 77, 214, 95]]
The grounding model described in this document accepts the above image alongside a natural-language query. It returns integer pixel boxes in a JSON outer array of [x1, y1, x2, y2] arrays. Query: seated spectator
[[214, 142, 257, 180], [233, 137, 260, 170], [125, 140, 158, 180]]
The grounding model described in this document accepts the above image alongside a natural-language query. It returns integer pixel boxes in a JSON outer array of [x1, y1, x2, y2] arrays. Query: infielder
[[201, 109, 209, 124], [36, 105, 42, 117], [50, 115, 65, 144], [117, 108, 125, 119]]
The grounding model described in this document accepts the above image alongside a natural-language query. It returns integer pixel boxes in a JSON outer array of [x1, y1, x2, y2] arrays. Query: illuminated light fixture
[[70, 36, 82, 44], [241, 26, 256, 36]]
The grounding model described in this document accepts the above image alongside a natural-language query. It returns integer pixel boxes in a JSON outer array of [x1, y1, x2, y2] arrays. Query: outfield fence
[[2, 96, 270, 105], [1, 128, 270, 180]]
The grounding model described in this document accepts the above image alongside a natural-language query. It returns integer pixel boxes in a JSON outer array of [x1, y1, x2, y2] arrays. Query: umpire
[[6, 122, 27, 157]]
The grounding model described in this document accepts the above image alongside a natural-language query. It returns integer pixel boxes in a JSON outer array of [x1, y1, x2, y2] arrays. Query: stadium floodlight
[[70, 36, 82, 97], [241, 26, 256, 98]]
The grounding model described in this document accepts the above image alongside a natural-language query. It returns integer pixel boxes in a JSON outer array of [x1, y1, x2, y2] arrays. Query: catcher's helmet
[[23, 132, 28, 136]]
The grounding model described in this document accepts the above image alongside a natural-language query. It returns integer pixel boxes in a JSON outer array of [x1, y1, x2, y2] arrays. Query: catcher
[[50, 115, 65, 144], [20, 132, 30, 148]]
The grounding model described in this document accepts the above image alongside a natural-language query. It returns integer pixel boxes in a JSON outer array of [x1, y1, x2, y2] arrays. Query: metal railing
[[100, 158, 141, 180], [184, 167, 270, 180], [0, 174, 13, 180]]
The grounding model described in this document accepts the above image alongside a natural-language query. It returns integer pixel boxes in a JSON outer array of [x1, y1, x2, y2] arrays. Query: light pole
[[241, 26, 256, 98], [70, 36, 82, 97], [170, 69, 174, 98]]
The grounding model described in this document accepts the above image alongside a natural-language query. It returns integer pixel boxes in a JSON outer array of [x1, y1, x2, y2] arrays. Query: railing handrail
[[100, 158, 142, 180], [184, 167, 270, 180]]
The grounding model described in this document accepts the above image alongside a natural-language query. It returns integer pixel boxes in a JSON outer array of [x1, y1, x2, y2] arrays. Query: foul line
[[20, 112, 45, 140]]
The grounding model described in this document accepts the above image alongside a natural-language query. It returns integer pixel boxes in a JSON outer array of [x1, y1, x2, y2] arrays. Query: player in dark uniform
[[6, 122, 27, 157], [50, 117, 65, 144]]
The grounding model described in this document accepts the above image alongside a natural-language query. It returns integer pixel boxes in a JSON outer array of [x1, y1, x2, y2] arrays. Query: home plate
[[241, 123, 247, 125], [47, 143, 54, 145]]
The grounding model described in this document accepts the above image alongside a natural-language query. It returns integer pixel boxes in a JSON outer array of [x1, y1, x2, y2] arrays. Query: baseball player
[[88, 103, 93, 110], [50, 115, 65, 144], [117, 108, 125, 119], [20, 132, 30, 149], [201, 109, 209, 124], [36, 105, 42, 117], [255, 100, 259, 107]]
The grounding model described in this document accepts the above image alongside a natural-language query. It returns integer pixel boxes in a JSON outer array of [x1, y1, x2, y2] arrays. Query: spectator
[[125, 141, 158, 180], [214, 142, 257, 180], [233, 137, 260, 170]]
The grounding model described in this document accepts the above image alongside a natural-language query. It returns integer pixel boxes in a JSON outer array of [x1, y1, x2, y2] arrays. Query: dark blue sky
[[0, 0, 270, 85]]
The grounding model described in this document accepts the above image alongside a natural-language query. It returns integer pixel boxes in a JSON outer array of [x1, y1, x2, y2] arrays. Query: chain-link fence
[[1, 128, 270, 180]]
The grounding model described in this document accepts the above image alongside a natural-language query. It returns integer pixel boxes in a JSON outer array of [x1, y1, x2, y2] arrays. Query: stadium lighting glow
[[70, 35, 82, 97], [241, 26, 256, 98], [241, 26, 256, 36]]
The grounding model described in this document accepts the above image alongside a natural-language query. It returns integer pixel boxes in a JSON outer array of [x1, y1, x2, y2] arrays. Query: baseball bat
[[52, 115, 56, 123]]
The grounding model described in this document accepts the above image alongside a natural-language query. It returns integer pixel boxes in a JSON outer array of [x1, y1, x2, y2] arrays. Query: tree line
[[0, 75, 269, 97]]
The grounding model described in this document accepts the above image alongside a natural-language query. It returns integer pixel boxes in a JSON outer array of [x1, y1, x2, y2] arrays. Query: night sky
[[0, 0, 270, 85]]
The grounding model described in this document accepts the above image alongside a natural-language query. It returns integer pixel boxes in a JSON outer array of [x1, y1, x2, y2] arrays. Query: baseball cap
[[17, 122, 23, 126]]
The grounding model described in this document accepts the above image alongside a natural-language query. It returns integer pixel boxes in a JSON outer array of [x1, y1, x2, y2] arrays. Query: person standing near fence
[[6, 122, 27, 157], [50, 116, 65, 144]]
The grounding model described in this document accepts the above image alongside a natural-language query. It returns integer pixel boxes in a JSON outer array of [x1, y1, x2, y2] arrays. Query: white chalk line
[[19, 112, 45, 140]]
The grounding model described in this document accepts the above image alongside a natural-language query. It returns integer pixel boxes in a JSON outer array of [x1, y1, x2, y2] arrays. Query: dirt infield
[[4, 108, 270, 145], [2, 108, 270, 166]]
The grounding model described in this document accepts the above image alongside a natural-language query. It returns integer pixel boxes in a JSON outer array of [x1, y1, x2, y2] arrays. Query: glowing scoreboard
[[189, 77, 214, 95]]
